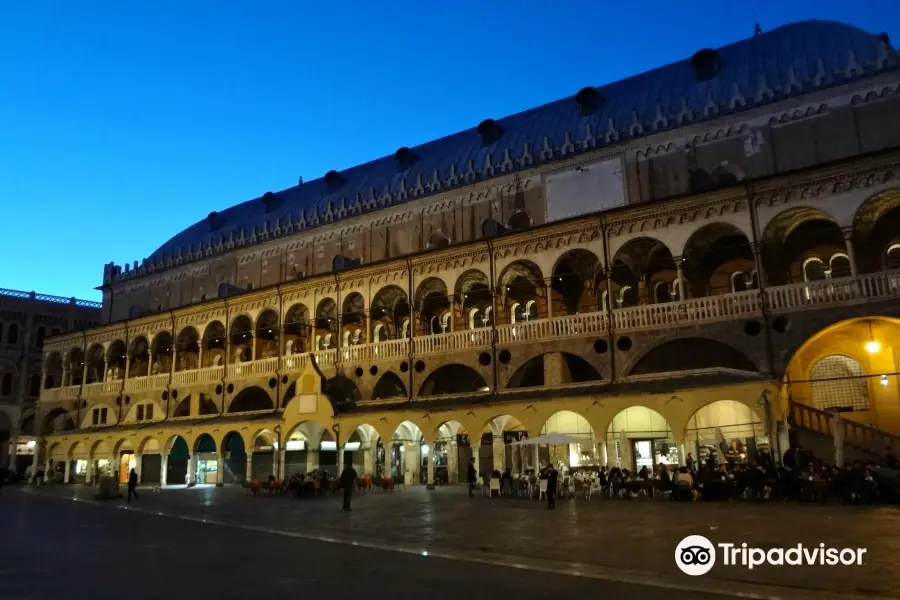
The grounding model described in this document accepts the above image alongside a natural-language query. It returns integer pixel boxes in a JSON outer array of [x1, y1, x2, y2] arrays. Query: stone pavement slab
[[3, 490, 742, 600], [24, 483, 900, 597]]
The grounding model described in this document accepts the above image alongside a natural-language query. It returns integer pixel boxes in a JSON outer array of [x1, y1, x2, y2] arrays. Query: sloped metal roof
[[147, 20, 893, 265]]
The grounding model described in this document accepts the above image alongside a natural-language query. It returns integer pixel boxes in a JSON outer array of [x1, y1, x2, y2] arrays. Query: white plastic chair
[[489, 477, 501, 497], [538, 479, 548, 500]]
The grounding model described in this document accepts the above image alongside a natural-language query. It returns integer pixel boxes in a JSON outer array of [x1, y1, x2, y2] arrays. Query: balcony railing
[[767, 270, 900, 313], [82, 380, 122, 398], [227, 356, 279, 378], [39, 270, 900, 407], [124, 374, 169, 393], [173, 365, 224, 386]]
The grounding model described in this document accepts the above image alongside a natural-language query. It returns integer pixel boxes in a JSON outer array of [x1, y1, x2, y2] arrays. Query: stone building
[[0, 288, 101, 472], [30, 21, 900, 486]]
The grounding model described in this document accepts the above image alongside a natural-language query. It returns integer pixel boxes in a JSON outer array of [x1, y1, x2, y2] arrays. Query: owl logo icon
[[675, 535, 716, 576]]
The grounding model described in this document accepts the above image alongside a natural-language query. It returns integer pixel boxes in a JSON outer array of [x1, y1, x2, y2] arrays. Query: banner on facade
[[503, 431, 528, 444]]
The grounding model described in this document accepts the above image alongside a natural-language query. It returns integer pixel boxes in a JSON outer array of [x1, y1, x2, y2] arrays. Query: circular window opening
[[594, 339, 608, 354], [773, 316, 790, 333], [400, 361, 409, 373], [414, 360, 425, 373], [281, 375, 289, 385], [171, 390, 178, 400], [479, 352, 491, 366], [226, 383, 234, 394], [125, 396, 131, 404], [369, 366, 379, 376], [499, 349, 512, 364], [744, 320, 762, 336], [268, 377, 277, 389], [616, 336, 632, 352], [216, 384, 223, 395], [161, 391, 168, 401], [354, 367, 364, 378]]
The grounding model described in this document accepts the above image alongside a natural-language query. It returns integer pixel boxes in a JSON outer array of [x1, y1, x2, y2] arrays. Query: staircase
[[788, 401, 900, 463]]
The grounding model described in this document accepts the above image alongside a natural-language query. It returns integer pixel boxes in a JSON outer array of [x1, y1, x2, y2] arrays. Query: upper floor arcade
[[98, 22, 900, 324], [37, 150, 900, 414]]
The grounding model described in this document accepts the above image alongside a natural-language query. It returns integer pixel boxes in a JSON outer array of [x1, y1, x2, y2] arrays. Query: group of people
[[600, 447, 900, 504], [279, 466, 359, 510]]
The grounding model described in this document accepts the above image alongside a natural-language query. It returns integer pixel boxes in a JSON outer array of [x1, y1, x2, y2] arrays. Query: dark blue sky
[[1, 1, 896, 300]]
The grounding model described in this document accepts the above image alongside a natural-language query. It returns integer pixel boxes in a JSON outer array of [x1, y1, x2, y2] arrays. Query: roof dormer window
[[260, 191, 283, 213], [394, 146, 418, 170], [689, 48, 720, 82], [575, 87, 603, 116], [477, 119, 503, 145], [324, 170, 345, 192], [207, 211, 226, 232]]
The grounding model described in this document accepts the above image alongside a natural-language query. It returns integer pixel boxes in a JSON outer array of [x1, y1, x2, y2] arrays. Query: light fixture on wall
[[865, 321, 881, 354], [881, 375, 889, 387]]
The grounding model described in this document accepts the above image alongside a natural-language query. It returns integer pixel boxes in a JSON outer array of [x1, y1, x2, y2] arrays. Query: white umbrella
[[511, 433, 585, 446]]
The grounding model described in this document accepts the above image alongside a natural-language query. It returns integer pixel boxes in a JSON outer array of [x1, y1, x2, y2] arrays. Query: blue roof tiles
[[145, 20, 893, 266]]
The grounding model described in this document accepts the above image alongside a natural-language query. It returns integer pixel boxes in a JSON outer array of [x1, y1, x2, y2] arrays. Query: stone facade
[[0, 289, 101, 471], [27, 22, 900, 485]]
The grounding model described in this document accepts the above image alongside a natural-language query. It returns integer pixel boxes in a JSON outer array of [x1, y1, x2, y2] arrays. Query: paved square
[[25, 483, 900, 597]]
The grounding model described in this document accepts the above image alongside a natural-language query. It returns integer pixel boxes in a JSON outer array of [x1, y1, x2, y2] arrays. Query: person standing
[[467, 457, 477, 497], [546, 465, 558, 509], [340, 464, 358, 511], [127, 468, 139, 503]]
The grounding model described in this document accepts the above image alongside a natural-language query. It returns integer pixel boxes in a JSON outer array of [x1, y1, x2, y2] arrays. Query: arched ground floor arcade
[[34, 374, 783, 486]]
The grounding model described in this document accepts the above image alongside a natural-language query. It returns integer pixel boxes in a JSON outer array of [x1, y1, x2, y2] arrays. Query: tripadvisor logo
[[675, 536, 867, 576]]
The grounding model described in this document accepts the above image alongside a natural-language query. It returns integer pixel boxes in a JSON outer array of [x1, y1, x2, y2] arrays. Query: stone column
[[134, 453, 143, 483], [306, 444, 319, 474], [216, 453, 225, 486], [620, 434, 633, 471], [170, 348, 177, 380], [598, 441, 608, 468], [81, 358, 89, 386], [426, 444, 435, 489], [545, 284, 553, 319], [532, 443, 540, 471], [62, 365, 69, 387], [362, 443, 374, 476], [124, 355, 131, 380], [272, 448, 279, 478], [197, 341, 204, 370], [5, 432, 16, 472], [277, 448, 286, 480], [492, 435, 506, 472], [84, 459, 93, 485], [187, 453, 197, 486], [471, 441, 482, 480], [103, 358, 109, 381], [63, 459, 71, 483], [108, 453, 118, 478], [842, 228, 859, 278], [29, 441, 41, 484], [43, 454, 52, 482], [382, 444, 391, 479], [447, 441, 458, 484], [245, 452, 253, 482], [337, 447, 345, 475], [160, 452, 168, 486], [676, 259, 687, 300], [250, 332, 257, 361], [405, 443, 420, 484]]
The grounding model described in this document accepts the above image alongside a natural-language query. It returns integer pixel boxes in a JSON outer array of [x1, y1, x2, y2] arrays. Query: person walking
[[467, 457, 477, 497], [546, 465, 558, 509], [127, 468, 139, 503], [340, 464, 358, 511]]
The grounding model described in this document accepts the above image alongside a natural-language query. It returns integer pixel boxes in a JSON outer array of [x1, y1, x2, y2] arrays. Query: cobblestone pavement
[[1, 490, 739, 600], [19, 483, 900, 598]]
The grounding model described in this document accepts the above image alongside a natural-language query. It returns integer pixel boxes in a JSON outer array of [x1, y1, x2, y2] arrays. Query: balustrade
[[789, 401, 900, 456], [414, 328, 491, 355], [614, 290, 762, 331], [125, 373, 170, 393], [173, 365, 224, 386], [767, 270, 900, 312], [227, 356, 279, 378]]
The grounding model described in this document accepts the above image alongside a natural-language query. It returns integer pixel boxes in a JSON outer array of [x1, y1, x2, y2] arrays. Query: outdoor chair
[[489, 477, 501, 497], [538, 479, 548, 500]]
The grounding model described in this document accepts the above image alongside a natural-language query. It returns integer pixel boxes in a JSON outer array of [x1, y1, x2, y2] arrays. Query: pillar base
[[426, 483, 435, 490], [187, 482, 196, 488], [216, 482, 224, 487]]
